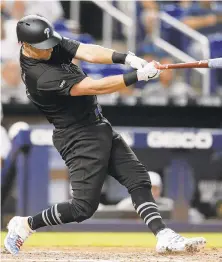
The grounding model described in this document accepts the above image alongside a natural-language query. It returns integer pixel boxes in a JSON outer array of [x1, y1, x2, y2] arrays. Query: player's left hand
[[137, 60, 161, 81], [125, 52, 147, 70]]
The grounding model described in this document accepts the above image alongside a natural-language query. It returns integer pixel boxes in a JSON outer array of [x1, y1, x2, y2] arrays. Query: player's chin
[[43, 54, 52, 60]]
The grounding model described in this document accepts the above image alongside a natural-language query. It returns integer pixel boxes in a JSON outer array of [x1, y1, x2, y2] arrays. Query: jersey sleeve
[[60, 37, 81, 59], [37, 65, 87, 96]]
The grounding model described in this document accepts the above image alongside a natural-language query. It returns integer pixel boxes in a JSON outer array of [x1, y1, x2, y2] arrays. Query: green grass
[[1, 232, 222, 248]]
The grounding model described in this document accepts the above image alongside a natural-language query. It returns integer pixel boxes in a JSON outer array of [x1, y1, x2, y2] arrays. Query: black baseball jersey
[[20, 37, 97, 128]]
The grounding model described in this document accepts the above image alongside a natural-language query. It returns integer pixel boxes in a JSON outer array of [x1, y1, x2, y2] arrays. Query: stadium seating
[[81, 62, 127, 79], [135, 2, 146, 43], [54, 19, 95, 44], [54, 19, 70, 32], [161, 5, 186, 50], [55, 8, 222, 95]]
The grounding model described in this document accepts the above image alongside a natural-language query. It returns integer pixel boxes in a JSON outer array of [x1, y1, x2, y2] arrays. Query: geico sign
[[30, 129, 135, 147], [30, 129, 53, 146], [147, 131, 213, 149]]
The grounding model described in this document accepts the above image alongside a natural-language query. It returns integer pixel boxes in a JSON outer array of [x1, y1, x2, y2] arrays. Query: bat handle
[[153, 61, 168, 70], [155, 63, 169, 70]]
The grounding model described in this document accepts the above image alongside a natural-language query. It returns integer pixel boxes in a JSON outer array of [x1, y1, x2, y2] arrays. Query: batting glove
[[125, 52, 147, 70], [137, 61, 161, 81]]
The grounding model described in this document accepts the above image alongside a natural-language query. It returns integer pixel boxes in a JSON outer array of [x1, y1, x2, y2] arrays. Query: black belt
[[54, 105, 103, 129]]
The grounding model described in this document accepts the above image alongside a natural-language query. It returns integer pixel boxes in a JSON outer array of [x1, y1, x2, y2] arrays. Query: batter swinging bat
[[156, 58, 222, 70]]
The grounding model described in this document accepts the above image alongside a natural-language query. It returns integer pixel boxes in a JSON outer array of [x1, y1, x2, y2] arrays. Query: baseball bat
[[156, 58, 222, 70]]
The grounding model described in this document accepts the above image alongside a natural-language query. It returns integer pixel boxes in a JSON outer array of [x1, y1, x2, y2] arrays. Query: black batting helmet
[[16, 14, 62, 49]]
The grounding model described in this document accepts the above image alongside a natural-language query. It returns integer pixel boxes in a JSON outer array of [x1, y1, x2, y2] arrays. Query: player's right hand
[[137, 61, 161, 81]]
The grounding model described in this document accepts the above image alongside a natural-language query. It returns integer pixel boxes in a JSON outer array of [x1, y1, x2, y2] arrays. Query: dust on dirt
[[1, 247, 222, 262]]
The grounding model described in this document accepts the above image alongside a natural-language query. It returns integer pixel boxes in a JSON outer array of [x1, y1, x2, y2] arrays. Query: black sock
[[28, 201, 74, 230], [131, 187, 166, 235]]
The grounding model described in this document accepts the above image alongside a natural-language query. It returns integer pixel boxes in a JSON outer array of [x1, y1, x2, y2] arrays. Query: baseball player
[[4, 15, 206, 255]]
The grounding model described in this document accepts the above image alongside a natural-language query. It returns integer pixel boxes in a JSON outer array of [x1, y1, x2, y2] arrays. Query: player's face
[[24, 44, 53, 60]]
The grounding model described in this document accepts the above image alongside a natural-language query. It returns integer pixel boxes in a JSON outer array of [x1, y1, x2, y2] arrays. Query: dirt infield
[[1, 247, 222, 262]]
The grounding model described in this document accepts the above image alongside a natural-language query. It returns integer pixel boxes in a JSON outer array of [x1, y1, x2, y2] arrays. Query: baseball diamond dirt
[[1, 232, 222, 261], [1, 247, 222, 262]]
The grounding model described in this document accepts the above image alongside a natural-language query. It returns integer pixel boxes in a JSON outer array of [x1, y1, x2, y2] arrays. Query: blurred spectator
[[115, 1, 134, 39], [116, 171, 205, 223], [139, 0, 159, 37], [178, 0, 193, 10], [139, 0, 220, 38], [137, 42, 168, 62], [1, 16, 20, 62], [179, 0, 222, 94], [139, 0, 192, 37], [0, 104, 11, 166], [2, 0, 63, 23], [0, 126, 11, 166], [1, 60, 29, 104], [116, 171, 173, 211], [118, 87, 139, 106], [182, 0, 222, 36], [181, 0, 222, 60]]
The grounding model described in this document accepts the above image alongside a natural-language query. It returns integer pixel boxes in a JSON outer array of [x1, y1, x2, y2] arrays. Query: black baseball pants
[[52, 117, 151, 222]]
